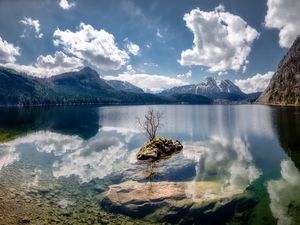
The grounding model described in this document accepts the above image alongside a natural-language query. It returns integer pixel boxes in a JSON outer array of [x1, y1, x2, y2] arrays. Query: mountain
[[0, 66, 259, 106], [105, 80, 144, 94], [0, 67, 51, 105], [160, 77, 247, 101], [0, 67, 169, 106], [169, 94, 213, 104], [258, 37, 300, 105]]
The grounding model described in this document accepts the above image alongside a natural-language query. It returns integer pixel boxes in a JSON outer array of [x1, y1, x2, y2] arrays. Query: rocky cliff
[[258, 37, 300, 105]]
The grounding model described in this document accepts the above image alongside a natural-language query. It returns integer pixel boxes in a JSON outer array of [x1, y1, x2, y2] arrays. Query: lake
[[0, 105, 299, 224]]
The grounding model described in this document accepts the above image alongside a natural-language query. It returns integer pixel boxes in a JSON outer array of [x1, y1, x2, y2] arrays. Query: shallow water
[[0, 105, 299, 224]]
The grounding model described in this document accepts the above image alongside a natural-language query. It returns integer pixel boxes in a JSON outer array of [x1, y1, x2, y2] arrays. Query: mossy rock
[[136, 136, 183, 162]]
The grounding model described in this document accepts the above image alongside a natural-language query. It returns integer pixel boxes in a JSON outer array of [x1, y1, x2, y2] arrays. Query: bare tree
[[138, 108, 163, 141]]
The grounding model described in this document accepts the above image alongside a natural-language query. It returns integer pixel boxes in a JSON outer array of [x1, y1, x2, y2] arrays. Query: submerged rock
[[101, 181, 255, 223], [137, 137, 183, 162]]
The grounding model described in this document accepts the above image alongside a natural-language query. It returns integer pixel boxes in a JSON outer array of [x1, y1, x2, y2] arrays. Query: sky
[[0, 0, 299, 93]]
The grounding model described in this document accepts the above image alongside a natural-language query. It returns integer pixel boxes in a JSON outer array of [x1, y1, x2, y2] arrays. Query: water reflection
[[0, 106, 100, 142], [273, 107, 300, 169], [53, 134, 128, 182], [267, 160, 300, 225], [183, 136, 261, 201], [101, 105, 275, 140], [0, 105, 300, 224], [0, 144, 19, 170], [267, 107, 300, 225]]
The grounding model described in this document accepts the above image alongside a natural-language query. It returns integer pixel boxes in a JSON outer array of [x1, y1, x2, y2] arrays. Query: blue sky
[[0, 0, 298, 93]]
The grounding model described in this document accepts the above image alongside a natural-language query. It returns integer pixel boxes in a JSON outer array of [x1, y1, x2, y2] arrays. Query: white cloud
[[1, 51, 83, 77], [124, 39, 140, 56], [143, 62, 158, 67], [59, 0, 76, 10], [265, 0, 300, 48], [0, 36, 20, 63], [53, 23, 129, 71], [36, 51, 83, 70], [19, 17, 43, 39], [125, 64, 136, 74], [177, 70, 192, 79], [104, 72, 188, 93], [234, 71, 274, 94], [156, 29, 163, 38], [179, 5, 259, 73]]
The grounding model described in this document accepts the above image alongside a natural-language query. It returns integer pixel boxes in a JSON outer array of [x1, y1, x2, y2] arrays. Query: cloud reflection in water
[[183, 136, 261, 201], [267, 160, 300, 225]]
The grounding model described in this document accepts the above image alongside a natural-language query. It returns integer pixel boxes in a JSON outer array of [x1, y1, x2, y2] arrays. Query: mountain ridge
[[257, 37, 300, 105], [105, 80, 144, 94], [0, 66, 261, 106], [159, 77, 258, 102]]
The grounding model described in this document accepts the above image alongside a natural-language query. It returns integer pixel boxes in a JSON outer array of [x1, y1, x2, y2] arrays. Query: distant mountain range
[[160, 77, 261, 102], [105, 80, 144, 94], [258, 36, 300, 105], [0, 66, 260, 106], [0, 67, 168, 106]]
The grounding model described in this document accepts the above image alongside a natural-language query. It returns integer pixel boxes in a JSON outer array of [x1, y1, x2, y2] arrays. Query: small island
[[137, 136, 183, 162], [136, 108, 183, 162]]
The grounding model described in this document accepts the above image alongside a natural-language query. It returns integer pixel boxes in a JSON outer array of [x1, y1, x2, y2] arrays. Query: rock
[[19, 216, 30, 223], [258, 36, 300, 105], [93, 184, 107, 193], [38, 187, 51, 195], [58, 199, 72, 209], [101, 180, 252, 222], [9, 193, 16, 199], [136, 137, 183, 162]]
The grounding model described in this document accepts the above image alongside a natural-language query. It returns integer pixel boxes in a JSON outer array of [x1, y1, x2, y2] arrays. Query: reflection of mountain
[[0, 106, 100, 142], [272, 107, 300, 170], [101, 105, 275, 141]]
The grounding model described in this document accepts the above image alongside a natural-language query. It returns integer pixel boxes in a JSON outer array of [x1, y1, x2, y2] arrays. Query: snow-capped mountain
[[160, 77, 245, 100], [105, 80, 144, 94]]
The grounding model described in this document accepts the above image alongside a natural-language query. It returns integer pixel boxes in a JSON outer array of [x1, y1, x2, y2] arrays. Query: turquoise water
[[0, 105, 299, 224]]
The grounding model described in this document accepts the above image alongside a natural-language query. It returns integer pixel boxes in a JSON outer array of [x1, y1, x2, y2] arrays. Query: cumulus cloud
[[53, 23, 129, 70], [19, 17, 43, 39], [177, 70, 192, 79], [179, 5, 259, 73], [104, 72, 188, 93], [125, 64, 136, 74], [0, 36, 20, 63], [1, 51, 83, 77], [59, 0, 76, 10], [234, 71, 274, 94], [36, 51, 83, 70], [265, 0, 300, 48], [267, 160, 300, 225], [124, 39, 140, 56]]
